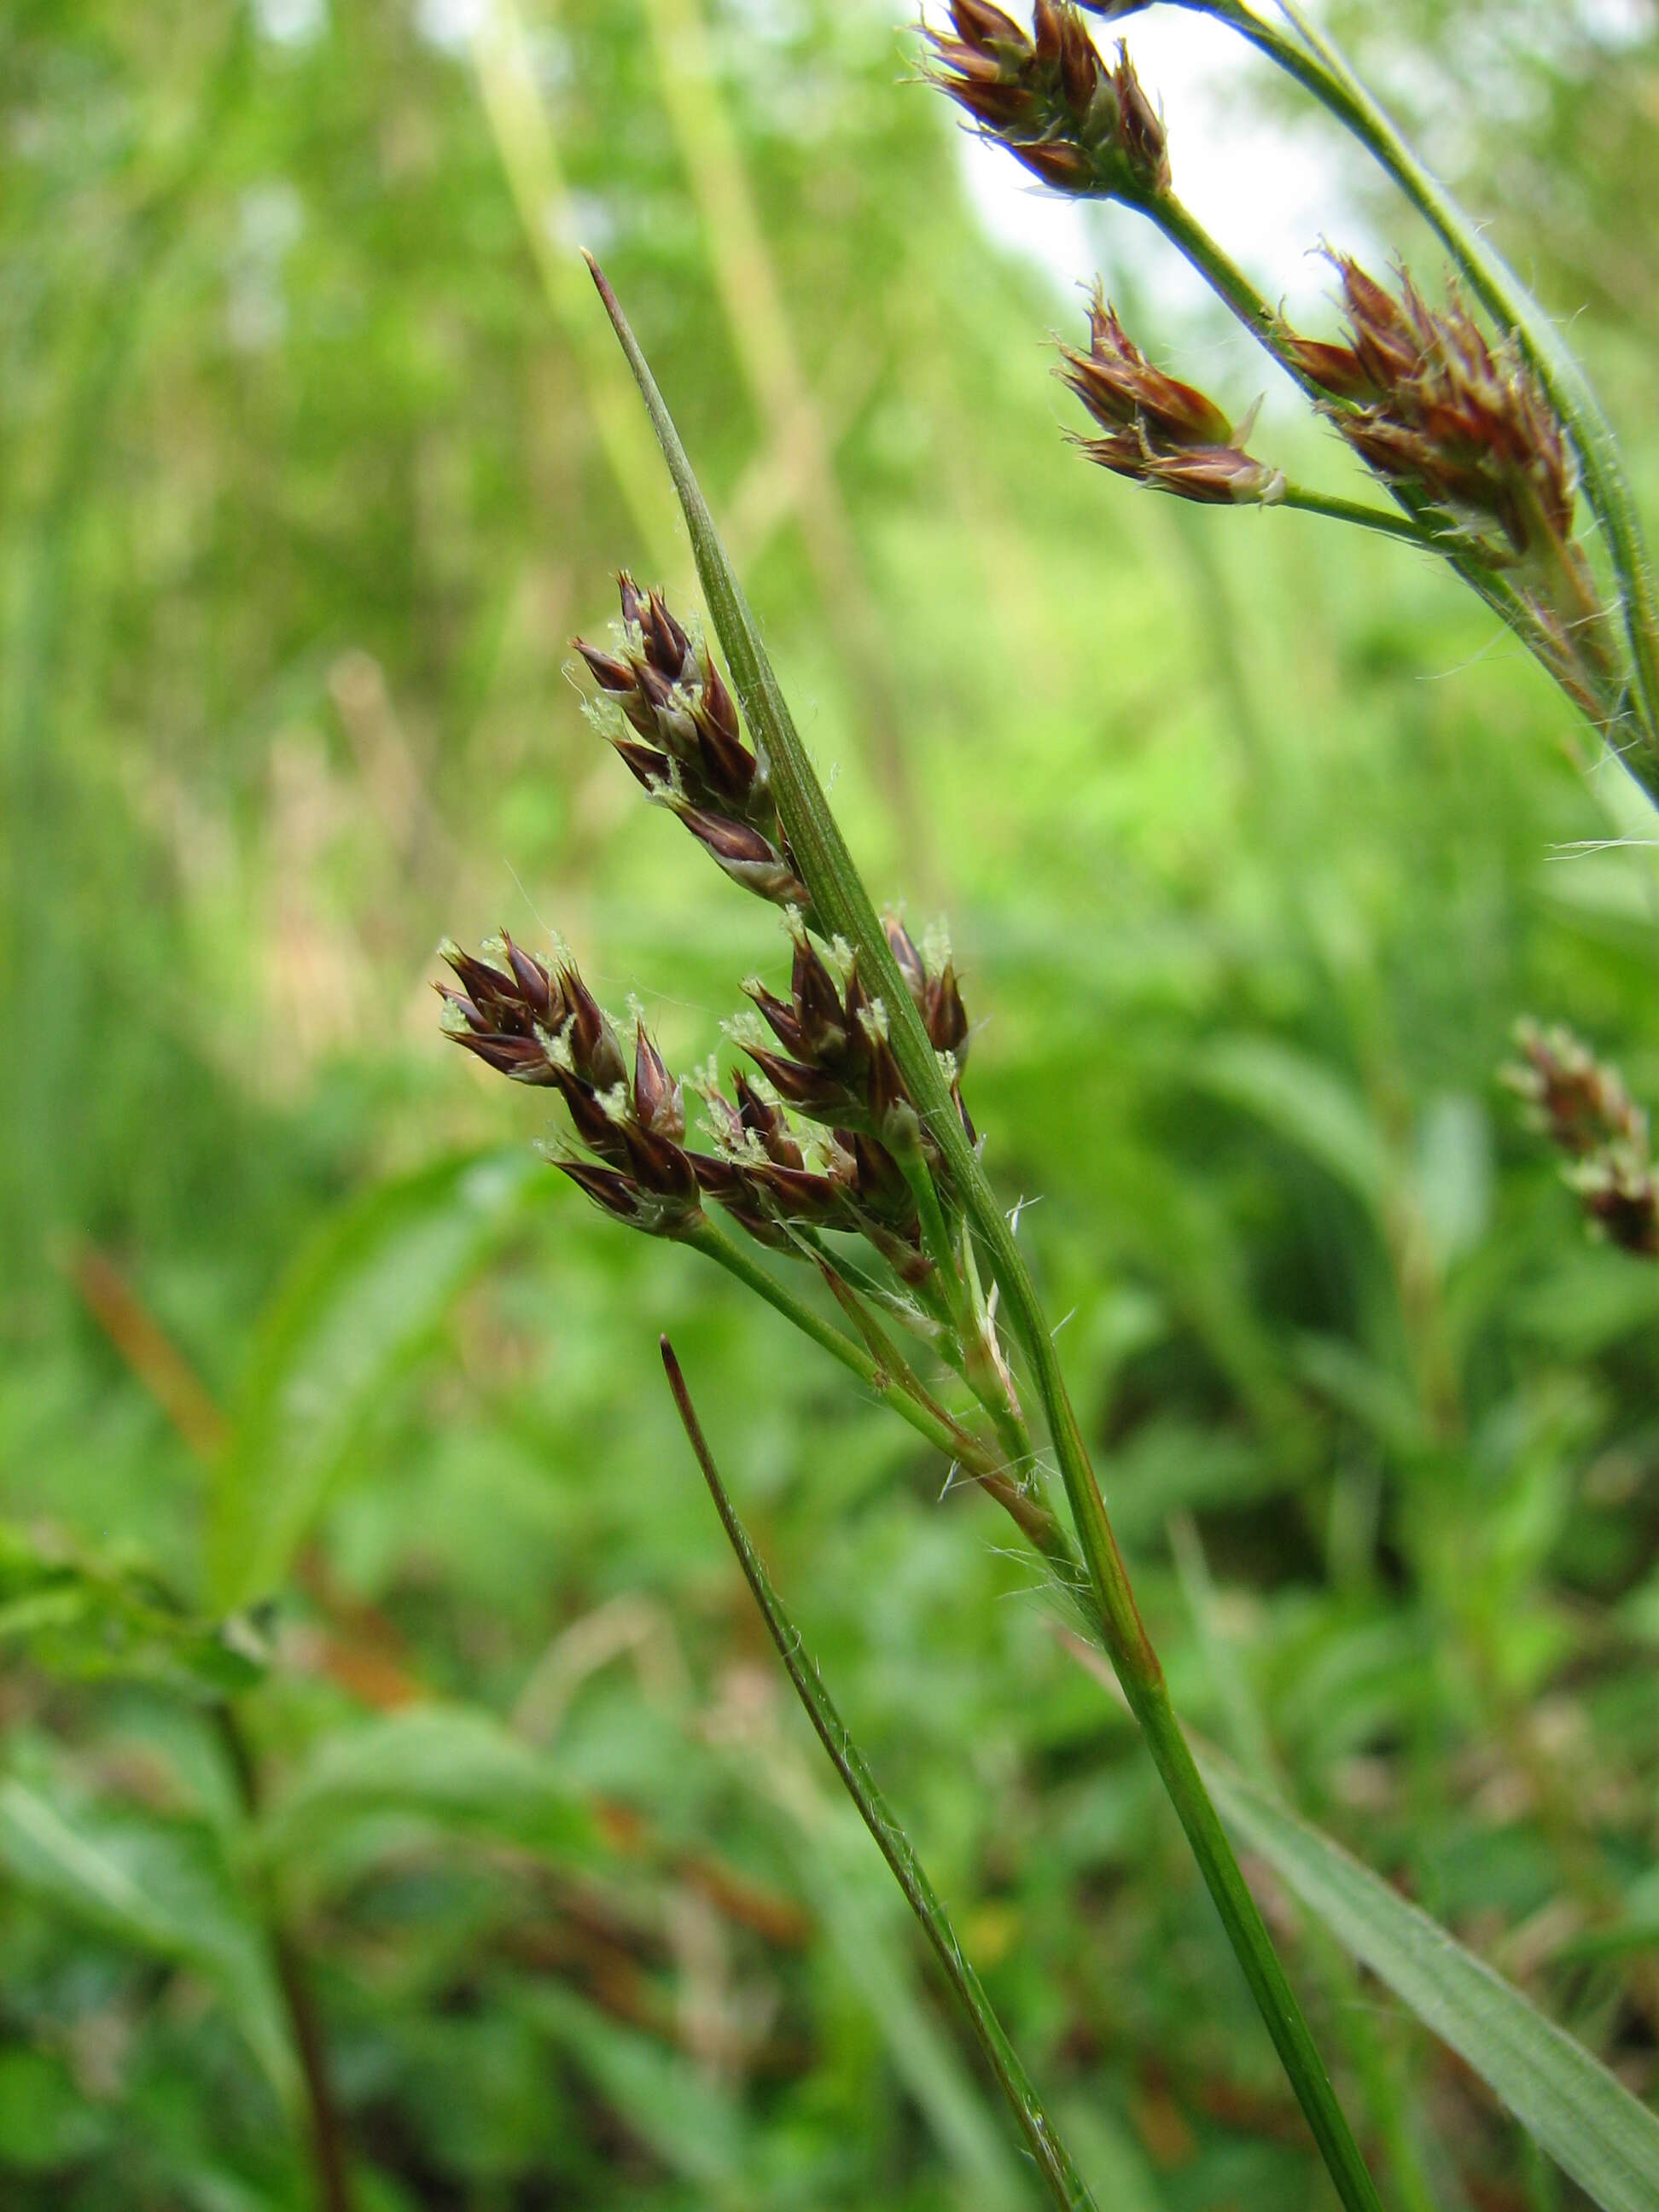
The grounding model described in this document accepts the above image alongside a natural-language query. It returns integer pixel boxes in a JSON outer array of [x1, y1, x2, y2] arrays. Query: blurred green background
[[5, 1, 1659, 2205]]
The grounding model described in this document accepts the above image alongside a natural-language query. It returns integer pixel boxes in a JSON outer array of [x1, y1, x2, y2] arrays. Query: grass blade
[[1201, 1750, 1659, 2212], [660, 1337, 1099, 2212]]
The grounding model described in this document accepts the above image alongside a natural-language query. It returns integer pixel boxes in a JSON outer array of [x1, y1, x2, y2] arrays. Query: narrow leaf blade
[[1202, 1752, 1659, 2212], [661, 1338, 1098, 2212]]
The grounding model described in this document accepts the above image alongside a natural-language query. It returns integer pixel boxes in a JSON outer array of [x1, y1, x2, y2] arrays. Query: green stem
[[1170, 1516, 1441, 2212], [800, 1230, 1044, 1522], [661, 1340, 1100, 2212], [687, 1217, 971, 1465], [1278, 484, 1453, 549], [891, 1121, 1033, 1465], [588, 258, 1383, 2212], [688, 1216, 1079, 1574], [1186, 0, 1659, 779], [216, 1708, 353, 2212], [1137, 192, 1634, 758]]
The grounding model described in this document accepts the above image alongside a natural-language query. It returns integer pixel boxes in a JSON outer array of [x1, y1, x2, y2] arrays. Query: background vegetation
[[4, 2, 1659, 2205]]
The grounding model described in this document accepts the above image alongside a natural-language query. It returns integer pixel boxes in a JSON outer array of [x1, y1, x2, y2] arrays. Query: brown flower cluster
[[445, 570, 981, 1287], [1061, 290, 1284, 505], [439, 916, 975, 1286], [1289, 259, 1575, 560], [1505, 1019, 1658, 1259], [438, 935, 700, 1232], [924, 0, 1169, 200], [575, 574, 808, 911]]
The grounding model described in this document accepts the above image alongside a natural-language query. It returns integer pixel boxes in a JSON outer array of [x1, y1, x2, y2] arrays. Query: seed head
[[574, 573, 812, 915], [1061, 291, 1284, 507], [1077, 429, 1286, 505], [1505, 1020, 1644, 1159], [1504, 1020, 1658, 1260], [1062, 295, 1234, 446], [439, 934, 708, 1236], [1291, 259, 1576, 559], [925, 3, 1170, 200]]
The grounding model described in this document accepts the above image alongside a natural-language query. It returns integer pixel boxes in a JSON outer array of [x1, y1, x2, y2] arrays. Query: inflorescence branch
[[923, 0, 1644, 779], [439, 577, 1054, 1568]]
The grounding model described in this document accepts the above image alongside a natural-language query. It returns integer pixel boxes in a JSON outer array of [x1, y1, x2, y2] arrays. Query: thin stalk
[[891, 1122, 975, 1330], [660, 1340, 1100, 2212], [817, 1221, 1039, 1486], [686, 1215, 975, 1465], [687, 1215, 1076, 1571], [892, 1122, 1033, 1456], [586, 256, 1383, 2212], [1185, 0, 1659, 771], [818, 1256, 1081, 1578], [216, 1708, 353, 2212], [1170, 1516, 1442, 2212], [1278, 485, 1456, 550]]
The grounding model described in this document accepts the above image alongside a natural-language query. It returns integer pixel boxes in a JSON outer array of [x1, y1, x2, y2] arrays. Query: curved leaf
[[210, 1149, 543, 1609], [0, 1522, 267, 1698], [1202, 1753, 1659, 2212]]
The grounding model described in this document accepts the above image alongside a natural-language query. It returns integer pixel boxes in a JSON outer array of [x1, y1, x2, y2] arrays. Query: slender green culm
[[660, 1336, 1100, 2212], [585, 254, 1384, 2212]]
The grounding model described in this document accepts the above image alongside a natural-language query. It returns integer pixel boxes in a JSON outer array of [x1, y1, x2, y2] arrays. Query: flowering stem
[[687, 1216, 970, 1463], [1278, 484, 1452, 549], [1136, 190, 1639, 768], [687, 1215, 1079, 1571], [586, 254, 1384, 2212], [1184, 0, 1659, 783]]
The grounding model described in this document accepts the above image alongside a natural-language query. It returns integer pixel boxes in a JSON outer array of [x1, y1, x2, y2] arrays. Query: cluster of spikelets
[[1505, 1020, 1659, 1259], [438, 578, 975, 1294], [923, 0, 1168, 197], [924, 0, 1605, 707], [1060, 290, 1284, 507], [1287, 259, 1579, 566]]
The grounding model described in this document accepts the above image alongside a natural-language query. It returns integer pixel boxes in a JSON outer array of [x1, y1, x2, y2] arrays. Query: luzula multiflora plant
[[441, 244, 1393, 2208], [441, 575, 1069, 1571], [927, 0, 1659, 789], [437, 20, 1659, 2209]]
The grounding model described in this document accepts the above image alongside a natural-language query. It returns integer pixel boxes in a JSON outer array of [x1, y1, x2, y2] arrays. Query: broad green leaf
[[259, 1705, 598, 1869], [1196, 1036, 1393, 1217], [1202, 1754, 1659, 2212], [0, 1522, 267, 1698], [210, 1149, 543, 1609], [0, 1777, 297, 2110]]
